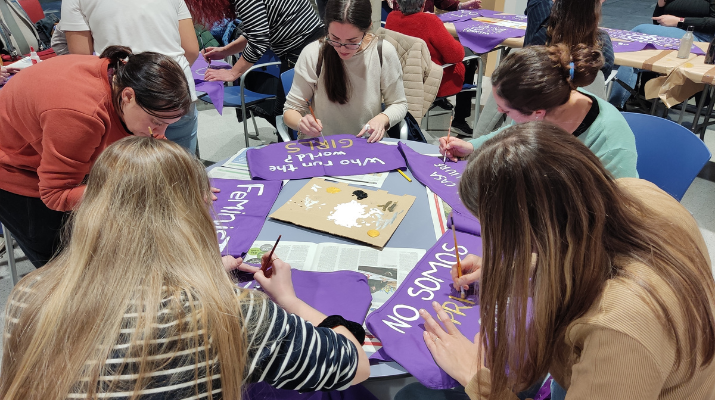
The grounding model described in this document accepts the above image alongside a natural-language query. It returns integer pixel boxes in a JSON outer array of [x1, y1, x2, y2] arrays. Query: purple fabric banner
[[452, 20, 525, 54], [245, 382, 378, 400], [398, 143, 481, 236], [192, 57, 231, 114], [236, 269, 373, 324], [604, 27, 706, 55], [365, 230, 483, 389], [211, 179, 283, 257], [238, 269, 375, 400], [247, 135, 407, 180], [437, 9, 485, 22]]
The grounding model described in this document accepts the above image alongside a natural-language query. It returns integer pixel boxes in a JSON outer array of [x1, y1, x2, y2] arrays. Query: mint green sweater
[[469, 91, 638, 179]]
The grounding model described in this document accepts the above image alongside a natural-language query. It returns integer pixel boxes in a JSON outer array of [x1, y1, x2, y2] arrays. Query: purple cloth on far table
[[247, 135, 407, 180], [398, 143, 481, 236], [365, 229, 483, 389], [211, 179, 283, 258], [192, 56, 231, 114], [238, 269, 375, 400], [437, 9, 485, 22], [452, 19, 525, 54], [604, 27, 706, 55], [476, 9, 528, 22]]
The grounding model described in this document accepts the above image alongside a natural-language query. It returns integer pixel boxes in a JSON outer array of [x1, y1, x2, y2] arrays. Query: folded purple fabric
[[211, 178, 283, 258], [247, 135, 406, 180], [192, 56, 231, 114]]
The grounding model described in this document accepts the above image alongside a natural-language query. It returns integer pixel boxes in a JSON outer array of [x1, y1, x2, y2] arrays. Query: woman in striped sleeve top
[[0, 137, 370, 399]]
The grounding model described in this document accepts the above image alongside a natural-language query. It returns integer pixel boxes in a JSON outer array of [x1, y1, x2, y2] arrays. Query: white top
[[284, 37, 408, 136], [60, 0, 196, 100]]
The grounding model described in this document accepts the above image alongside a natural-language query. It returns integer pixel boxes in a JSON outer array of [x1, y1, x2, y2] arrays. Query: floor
[[2, 0, 713, 398]]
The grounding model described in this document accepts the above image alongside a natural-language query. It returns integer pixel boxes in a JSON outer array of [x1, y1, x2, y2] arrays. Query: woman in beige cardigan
[[410, 122, 715, 400]]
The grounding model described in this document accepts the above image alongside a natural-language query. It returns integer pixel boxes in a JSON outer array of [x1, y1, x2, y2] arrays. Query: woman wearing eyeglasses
[[283, 0, 408, 143]]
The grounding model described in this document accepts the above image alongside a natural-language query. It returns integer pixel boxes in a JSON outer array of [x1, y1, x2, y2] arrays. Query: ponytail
[[101, 45, 192, 119], [322, 0, 372, 104], [491, 44, 603, 114]]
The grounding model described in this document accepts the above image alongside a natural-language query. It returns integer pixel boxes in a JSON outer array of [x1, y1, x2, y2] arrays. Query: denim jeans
[[164, 102, 198, 154], [608, 24, 715, 108]]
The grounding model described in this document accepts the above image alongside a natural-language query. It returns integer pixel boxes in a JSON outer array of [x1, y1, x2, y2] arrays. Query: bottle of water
[[678, 26, 695, 59]]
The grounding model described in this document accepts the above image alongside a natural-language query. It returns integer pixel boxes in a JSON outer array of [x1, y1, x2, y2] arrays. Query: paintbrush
[[262, 235, 282, 278], [148, 126, 154, 138], [443, 110, 454, 163], [304, 98, 327, 143], [451, 215, 465, 299]]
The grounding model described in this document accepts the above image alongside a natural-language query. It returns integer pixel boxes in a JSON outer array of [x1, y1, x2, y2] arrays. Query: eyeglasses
[[325, 33, 366, 51]]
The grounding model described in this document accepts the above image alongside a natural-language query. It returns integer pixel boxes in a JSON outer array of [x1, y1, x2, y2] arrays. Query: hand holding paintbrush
[[260, 235, 282, 278], [450, 216, 466, 299], [302, 98, 326, 141]]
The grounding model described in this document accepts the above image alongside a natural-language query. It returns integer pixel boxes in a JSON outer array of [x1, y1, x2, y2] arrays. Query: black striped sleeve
[[241, 291, 359, 391], [233, 0, 271, 63]]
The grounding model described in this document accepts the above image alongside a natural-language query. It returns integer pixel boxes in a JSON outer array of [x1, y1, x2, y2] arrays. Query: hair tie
[[569, 62, 575, 80]]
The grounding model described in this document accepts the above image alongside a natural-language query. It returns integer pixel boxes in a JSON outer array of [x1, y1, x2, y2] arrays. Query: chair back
[[253, 49, 281, 78], [281, 68, 294, 96], [622, 112, 711, 201]]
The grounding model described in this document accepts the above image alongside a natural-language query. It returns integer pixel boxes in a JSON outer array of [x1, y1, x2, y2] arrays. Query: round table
[[215, 138, 444, 379]]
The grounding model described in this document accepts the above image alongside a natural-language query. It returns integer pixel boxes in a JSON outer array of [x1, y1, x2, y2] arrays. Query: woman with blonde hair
[[0, 137, 369, 399], [412, 122, 715, 400]]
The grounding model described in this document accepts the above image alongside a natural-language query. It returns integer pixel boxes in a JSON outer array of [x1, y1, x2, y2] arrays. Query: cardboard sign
[[269, 178, 415, 247], [211, 178, 283, 257], [398, 143, 481, 236], [365, 230, 483, 389], [246, 135, 406, 180]]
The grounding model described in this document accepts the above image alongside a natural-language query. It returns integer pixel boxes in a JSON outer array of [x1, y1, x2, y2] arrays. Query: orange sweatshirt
[[0, 55, 130, 212]]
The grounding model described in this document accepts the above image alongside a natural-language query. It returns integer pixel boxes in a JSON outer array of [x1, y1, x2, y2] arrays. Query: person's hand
[[652, 15, 680, 27], [203, 46, 229, 62], [210, 187, 220, 201], [204, 67, 241, 82], [451, 253, 483, 291], [238, 253, 297, 307], [439, 136, 474, 161], [222, 255, 243, 273], [458, 0, 482, 10], [421, 301, 485, 387], [299, 114, 323, 137], [357, 113, 389, 143]]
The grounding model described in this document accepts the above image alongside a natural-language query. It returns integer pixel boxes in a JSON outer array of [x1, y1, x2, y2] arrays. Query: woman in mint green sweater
[[441, 44, 638, 179]]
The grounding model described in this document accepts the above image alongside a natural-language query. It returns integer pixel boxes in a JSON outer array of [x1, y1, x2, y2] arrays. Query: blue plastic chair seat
[[461, 83, 476, 90]]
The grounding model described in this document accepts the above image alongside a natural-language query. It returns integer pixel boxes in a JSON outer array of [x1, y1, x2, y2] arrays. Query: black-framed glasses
[[325, 33, 366, 51]]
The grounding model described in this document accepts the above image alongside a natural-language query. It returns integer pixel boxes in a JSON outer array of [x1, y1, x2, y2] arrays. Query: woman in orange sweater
[[0, 45, 192, 268], [385, 0, 478, 134]]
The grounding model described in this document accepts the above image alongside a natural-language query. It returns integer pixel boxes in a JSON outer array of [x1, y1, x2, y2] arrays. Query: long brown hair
[[460, 122, 715, 396], [322, 0, 373, 104], [1, 137, 250, 399], [546, 0, 601, 52], [102, 46, 192, 119], [491, 44, 603, 115]]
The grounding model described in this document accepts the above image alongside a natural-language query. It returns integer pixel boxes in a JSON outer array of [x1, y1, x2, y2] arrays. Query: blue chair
[[199, 50, 282, 148], [622, 112, 711, 201], [276, 68, 296, 142]]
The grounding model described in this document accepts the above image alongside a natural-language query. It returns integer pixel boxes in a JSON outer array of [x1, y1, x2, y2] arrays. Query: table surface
[[218, 139, 446, 379]]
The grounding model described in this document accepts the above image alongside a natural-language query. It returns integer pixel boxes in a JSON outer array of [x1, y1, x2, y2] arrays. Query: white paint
[[327, 200, 380, 228], [304, 196, 320, 210], [310, 184, 322, 192]]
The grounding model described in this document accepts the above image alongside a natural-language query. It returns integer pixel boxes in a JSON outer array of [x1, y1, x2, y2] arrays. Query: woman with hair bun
[[0, 46, 192, 267], [283, 0, 408, 143], [441, 44, 638, 179]]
